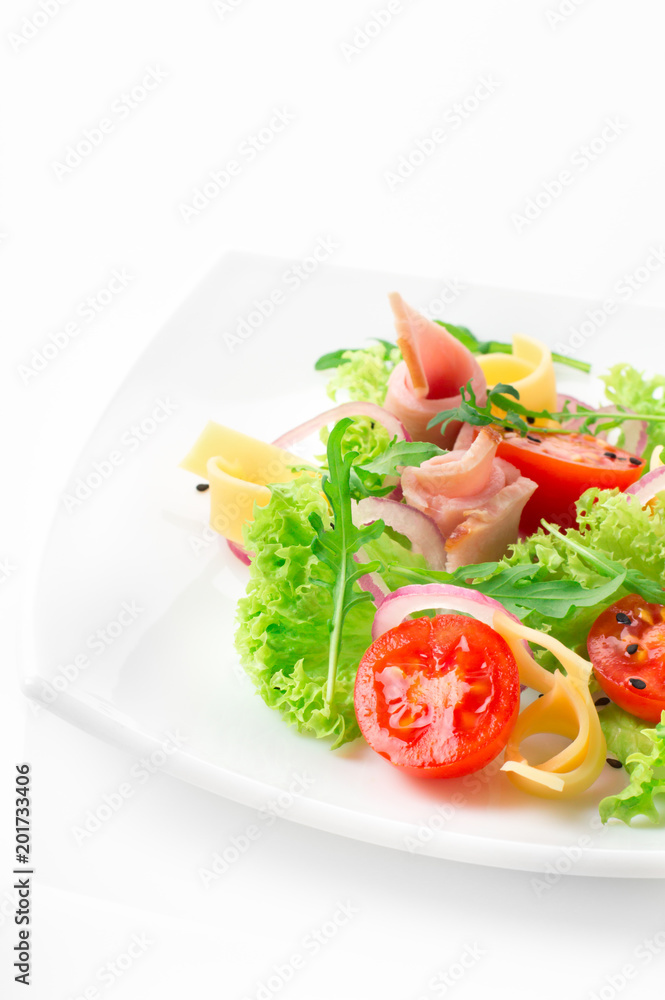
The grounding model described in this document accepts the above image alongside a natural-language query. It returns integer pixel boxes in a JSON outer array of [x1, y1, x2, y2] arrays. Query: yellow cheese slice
[[180, 421, 300, 544], [479, 333, 558, 413], [492, 613, 606, 799]]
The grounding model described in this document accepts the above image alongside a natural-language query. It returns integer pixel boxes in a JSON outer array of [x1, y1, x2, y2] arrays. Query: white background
[[2, 1, 665, 998]]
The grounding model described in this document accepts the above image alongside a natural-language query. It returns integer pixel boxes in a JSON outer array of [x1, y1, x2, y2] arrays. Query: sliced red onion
[[354, 551, 390, 605], [556, 394, 595, 432], [226, 539, 251, 566], [620, 418, 648, 458], [273, 402, 410, 451], [557, 394, 647, 455], [624, 466, 665, 506], [352, 497, 447, 571], [371, 583, 529, 642]]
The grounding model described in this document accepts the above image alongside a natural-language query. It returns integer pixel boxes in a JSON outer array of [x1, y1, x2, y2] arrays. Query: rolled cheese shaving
[[492, 613, 606, 799], [478, 333, 558, 413], [180, 421, 300, 544]]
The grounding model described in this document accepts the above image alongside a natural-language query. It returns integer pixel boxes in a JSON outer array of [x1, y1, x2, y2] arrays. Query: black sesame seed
[[626, 643, 639, 655], [606, 758, 623, 769], [617, 457, 627, 461], [196, 483, 210, 492], [629, 677, 647, 689], [526, 416, 535, 425], [604, 451, 617, 460], [629, 456, 642, 466], [616, 612, 631, 625], [595, 697, 610, 707], [527, 435, 542, 444]]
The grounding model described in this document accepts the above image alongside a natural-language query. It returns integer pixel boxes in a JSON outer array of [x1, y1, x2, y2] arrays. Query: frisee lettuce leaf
[[502, 487, 665, 669], [599, 706, 665, 824], [319, 341, 402, 473], [324, 342, 401, 406], [235, 463, 424, 747], [235, 474, 373, 746], [315, 339, 397, 372], [601, 363, 665, 465]]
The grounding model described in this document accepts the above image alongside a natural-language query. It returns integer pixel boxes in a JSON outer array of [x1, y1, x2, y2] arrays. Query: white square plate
[[22, 252, 665, 877]]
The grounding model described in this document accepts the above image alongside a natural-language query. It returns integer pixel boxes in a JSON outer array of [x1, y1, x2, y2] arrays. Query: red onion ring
[[273, 402, 410, 451], [624, 465, 665, 506], [556, 394, 647, 456], [354, 551, 390, 605], [371, 583, 531, 643], [352, 497, 447, 572], [226, 539, 251, 565]]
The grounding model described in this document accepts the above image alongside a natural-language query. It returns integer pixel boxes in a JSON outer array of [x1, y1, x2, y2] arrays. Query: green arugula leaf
[[435, 322, 481, 353], [314, 339, 398, 372], [378, 559, 626, 621], [315, 349, 353, 371], [309, 418, 386, 707], [435, 321, 591, 373], [428, 380, 665, 442], [541, 521, 665, 605], [426, 380, 496, 435], [356, 438, 447, 477]]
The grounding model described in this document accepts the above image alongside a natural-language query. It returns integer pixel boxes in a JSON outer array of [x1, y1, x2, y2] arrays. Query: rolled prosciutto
[[401, 427, 537, 571], [384, 293, 487, 447]]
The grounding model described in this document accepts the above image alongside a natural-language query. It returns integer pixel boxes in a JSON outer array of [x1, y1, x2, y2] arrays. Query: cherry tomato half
[[587, 594, 665, 723], [354, 614, 520, 777], [496, 431, 643, 535]]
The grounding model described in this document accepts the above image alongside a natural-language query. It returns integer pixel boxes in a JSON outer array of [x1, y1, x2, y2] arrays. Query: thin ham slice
[[384, 293, 487, 448], [401, 428, 537, 569], [444, 478, 538, 572]]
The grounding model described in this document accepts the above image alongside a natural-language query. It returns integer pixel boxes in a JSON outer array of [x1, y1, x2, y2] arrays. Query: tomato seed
[[626, 643, 639, 654], [629, 677, 647, 689]]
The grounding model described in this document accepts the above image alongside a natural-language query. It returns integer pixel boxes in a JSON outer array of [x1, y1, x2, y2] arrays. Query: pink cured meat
[[384, 293, 487, 447], [401, 427, 537, 570]]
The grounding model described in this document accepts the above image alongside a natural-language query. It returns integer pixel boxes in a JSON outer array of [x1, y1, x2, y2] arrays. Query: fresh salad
[[181, 293, 665, 826]]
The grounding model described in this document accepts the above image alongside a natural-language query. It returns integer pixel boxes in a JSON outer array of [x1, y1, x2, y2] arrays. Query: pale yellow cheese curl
[[478, 333, 558, 413], [493, 613, 606, 798], [180, 421, 300, 544]]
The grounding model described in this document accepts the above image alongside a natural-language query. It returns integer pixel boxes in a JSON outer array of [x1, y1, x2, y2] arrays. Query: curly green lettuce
[[503, 487, 665, 669], [602, 362, 665, 465], [322, 343, 402, 470], [235, 473, 422, 746], [599, 706, 665, 824], [325, 342, 401, 406]]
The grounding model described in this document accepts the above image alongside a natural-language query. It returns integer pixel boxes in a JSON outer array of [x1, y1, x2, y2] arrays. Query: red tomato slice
[[496, 431, 643, 534], [354, 614, 520, 777], [587, 594, 665, 723]]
